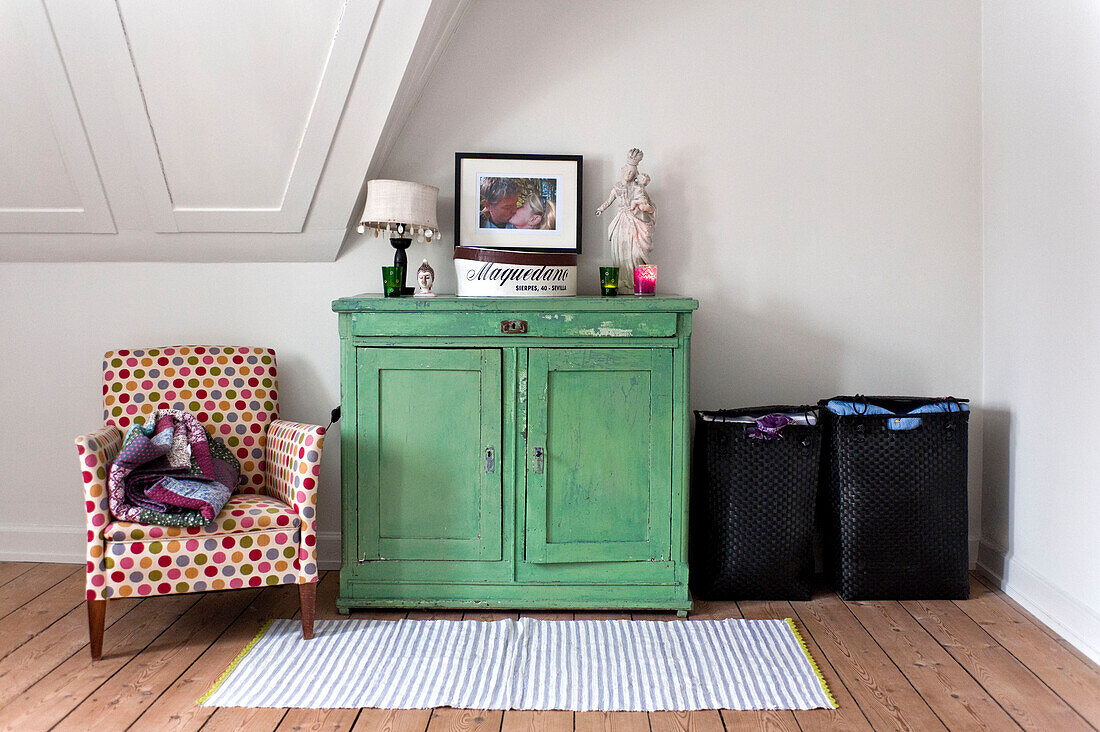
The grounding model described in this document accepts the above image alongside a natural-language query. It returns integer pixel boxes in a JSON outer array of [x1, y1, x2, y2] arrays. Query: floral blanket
[[108, 409, 241, 527]]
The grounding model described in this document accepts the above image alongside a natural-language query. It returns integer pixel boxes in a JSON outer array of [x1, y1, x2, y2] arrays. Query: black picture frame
[[454, 152, 583, 254]]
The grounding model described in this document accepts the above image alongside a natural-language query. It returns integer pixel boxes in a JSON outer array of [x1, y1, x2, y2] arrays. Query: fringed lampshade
[[357, 179, 440, 243]]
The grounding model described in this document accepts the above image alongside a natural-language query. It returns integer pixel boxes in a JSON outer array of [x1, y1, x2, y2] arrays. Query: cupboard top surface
[[332, 294, 699, 313]]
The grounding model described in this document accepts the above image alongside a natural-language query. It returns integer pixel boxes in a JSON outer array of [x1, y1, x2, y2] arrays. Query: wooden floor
[[1, 563, 1097, 731]]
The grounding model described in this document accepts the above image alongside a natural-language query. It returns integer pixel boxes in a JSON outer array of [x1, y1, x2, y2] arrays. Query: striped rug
[[201, 617, 836, 711]]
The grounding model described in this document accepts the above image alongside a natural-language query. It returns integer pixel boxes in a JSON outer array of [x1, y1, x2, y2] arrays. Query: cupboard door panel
[[526, 348, 672, 563], [356, 348, 502, 561]]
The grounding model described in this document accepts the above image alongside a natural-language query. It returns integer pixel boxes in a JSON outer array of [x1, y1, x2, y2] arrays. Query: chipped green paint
[[333, 294, 698, 613], [577, 323, 635, 337]]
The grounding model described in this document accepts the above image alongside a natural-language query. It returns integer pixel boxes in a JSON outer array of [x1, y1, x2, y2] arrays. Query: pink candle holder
[[633, 265, 657, 296]]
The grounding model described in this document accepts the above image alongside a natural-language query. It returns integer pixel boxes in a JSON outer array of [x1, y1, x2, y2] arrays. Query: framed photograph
[[455, 152, 582, 253]]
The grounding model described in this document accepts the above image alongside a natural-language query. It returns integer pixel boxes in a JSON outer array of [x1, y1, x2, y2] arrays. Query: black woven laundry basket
[[690, 406, 821, 600], [818, 396, 970, 600]]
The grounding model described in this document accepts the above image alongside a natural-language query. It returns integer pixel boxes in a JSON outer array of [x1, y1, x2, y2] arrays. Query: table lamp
[[357, 179, 440, 295]]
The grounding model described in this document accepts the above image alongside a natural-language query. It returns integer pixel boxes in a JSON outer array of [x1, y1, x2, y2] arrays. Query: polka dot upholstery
[[79, 345, 326, 602], [102, 346, 277, 494], [103, 494, 300, 542], [266, 420, 326, 583], [76, 425, 123, 599], [98, 527, 302, 599]]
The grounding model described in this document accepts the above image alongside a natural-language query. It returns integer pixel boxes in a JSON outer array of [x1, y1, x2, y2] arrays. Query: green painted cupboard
[[332, 295, 699, 613]]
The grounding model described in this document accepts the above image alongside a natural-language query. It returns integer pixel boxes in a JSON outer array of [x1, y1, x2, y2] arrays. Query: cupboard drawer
[[349, 311, 678, 338]]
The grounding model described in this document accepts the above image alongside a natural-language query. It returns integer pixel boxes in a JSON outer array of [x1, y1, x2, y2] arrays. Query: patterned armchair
[[75, 346, 326, 660]]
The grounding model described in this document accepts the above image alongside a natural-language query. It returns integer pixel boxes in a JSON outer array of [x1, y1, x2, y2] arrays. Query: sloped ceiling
[[0, 0, 469, 261]]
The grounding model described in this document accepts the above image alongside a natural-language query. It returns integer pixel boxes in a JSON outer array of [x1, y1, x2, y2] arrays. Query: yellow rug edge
[[785, 617, 838, 709], [197, 618, 274, 706]]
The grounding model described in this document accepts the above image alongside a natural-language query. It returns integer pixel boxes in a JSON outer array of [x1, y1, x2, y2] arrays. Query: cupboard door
[[356, 348, 502, 561], [525, 348, 673, 563]]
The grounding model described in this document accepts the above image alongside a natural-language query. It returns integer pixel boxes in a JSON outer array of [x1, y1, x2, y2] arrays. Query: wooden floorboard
[[0, 561, 35, 589], [0, 562, 78, 622], [904, 596, 1094, 731], [198, 706, 288, 731], [958, 574, 1100, 726], [276, 707, 362, 731], [792, 592, 948, 731], [407, 609, 466, 621], [649, 710, 724, 731], [0, 594, 142, 706], [1, 561, 1098, 732], [126, 582, 302, 732], [574, 711, 649, 731], [353, 708, 432, 731], [520, 611, 574, 621], [501, 710, 572, 731], [51, 587, 262, 732], [845, 598, 1019, 730], [972, 571, 1100, 669], [464, 610, 521, 621], [426, 708, 504, 731], [1, 592, 201, 731], [975, 574, 1094, 669], [0, 568, 86, 659]]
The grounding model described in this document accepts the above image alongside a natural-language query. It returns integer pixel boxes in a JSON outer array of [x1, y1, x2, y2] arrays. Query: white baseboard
[[0, 527, 981, 569], [0, 524, 85, 563], [317, 531, 342, 570], [0, 524, 345, 570], [976, 539, 1100, 666]]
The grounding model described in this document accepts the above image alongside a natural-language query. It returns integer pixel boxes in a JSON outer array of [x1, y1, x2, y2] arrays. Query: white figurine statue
[[414, 259, 436, 298], [595, 148, 656, 292]]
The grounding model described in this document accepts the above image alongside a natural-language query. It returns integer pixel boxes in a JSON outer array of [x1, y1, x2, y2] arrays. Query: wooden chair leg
[[299, 582, 316, 640], [87, 599, 106, 660]]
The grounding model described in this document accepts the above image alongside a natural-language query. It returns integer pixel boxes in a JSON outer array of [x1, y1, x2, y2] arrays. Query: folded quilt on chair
[[108, 409, 241, 527]]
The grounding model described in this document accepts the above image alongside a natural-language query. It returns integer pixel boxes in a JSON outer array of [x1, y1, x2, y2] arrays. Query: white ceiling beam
[[0, 0, 115, 234], [0, 0, 464, 261]]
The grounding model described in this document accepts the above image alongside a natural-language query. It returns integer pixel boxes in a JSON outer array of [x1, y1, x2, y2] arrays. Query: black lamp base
[[389, 236, 415, 295]]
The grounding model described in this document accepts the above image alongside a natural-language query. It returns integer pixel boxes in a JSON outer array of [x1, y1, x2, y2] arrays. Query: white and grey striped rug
[[201, 617, 835, 711]]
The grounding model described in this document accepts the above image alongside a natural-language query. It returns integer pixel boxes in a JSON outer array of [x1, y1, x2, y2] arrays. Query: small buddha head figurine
[[414, 259, 436, 297]]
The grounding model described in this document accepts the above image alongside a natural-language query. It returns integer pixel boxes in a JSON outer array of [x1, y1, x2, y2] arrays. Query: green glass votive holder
[[599, 266, 619, 297], [382, 266, 404, 297]]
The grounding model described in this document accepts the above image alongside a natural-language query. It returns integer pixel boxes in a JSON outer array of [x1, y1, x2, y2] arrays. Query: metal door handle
[[485, 446, 496, 473], [533, 447, 544, 474]]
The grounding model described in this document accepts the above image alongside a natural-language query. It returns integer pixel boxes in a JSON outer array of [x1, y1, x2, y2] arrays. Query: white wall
[[979, 1, 1100, 663], [381, 0, 983, 544], [0, 259, 373, 561], [0, 2, 984, 567]]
